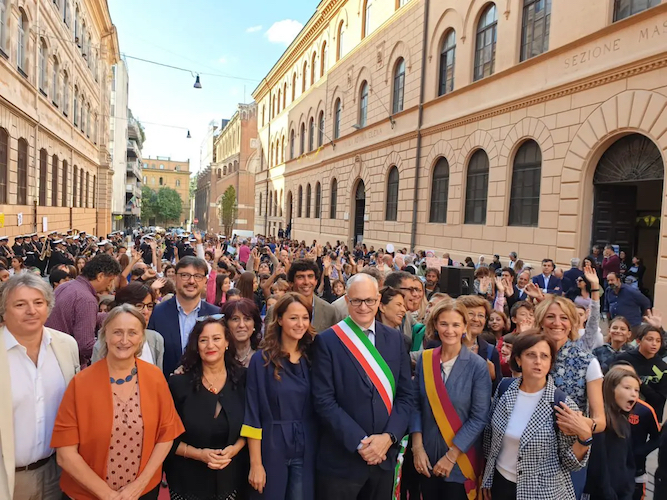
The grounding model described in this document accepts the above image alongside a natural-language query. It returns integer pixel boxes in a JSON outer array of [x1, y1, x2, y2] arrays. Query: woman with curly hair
[[242, 293, 318, 499], [165, 317, 249, 500]]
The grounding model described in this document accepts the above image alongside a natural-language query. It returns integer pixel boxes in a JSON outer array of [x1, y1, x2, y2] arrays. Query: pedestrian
[[285, 259, 337, 332], [243, 293, 318, 499], [481, 333, 591, 500], [376, 286, 407, 332], [51, 305, 184, 500], [412, 299, 491, 499], [606, 272, 652, 334], [45, 253, 121, 367], [165, 318, 249, 500], [532, 259, 562, 295], [311, 274, 414, 500], [562, 258, 585, 295], [583, 367, 640, 500], [221, 298, 262, 368], [508, 252, 519, 270], [592, 316, 633, 373]]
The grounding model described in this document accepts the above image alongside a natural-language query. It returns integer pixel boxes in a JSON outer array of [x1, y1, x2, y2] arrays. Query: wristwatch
[[388, 433, 398, 445], [577, 436, 593, 447]]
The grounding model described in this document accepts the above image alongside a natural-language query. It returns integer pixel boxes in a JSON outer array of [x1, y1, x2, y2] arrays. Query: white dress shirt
[[541, 274, 551, 292], [4, 327, 66, 467], [354, 319, 376, 346]]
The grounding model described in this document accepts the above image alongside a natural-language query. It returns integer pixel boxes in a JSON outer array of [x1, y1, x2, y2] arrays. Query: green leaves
[[218, 186, 238, 236], [141, 186, 183, 225]]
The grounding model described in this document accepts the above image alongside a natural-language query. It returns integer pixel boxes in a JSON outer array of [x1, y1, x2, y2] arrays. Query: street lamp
[[194, 75, 202, 89]]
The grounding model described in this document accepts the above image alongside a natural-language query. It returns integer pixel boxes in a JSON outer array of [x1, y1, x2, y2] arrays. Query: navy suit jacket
[[148, 296, 221, 377], [562, 267, 584, 295], [532, 274, 563, 295], [311, 320, 414, 481]]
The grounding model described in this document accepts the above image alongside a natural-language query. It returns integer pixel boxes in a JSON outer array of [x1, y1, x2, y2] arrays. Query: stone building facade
[[253, 0, 667, 311], [194, 103, 259, 234], [0, 0, 119, 237], [142, 156, 190, 226]]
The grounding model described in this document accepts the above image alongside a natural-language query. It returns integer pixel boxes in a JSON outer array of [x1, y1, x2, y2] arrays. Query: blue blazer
[[532, 274, 563, 294], [562, 267, 584, 295], [410, 345, 491, 485], [148, 297, 221, 377], [311, 321, 415, 481]]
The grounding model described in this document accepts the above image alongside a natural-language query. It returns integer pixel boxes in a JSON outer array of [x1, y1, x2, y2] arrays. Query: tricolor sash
[[332, 317, 396, 414], [422, 347, 480, 500]]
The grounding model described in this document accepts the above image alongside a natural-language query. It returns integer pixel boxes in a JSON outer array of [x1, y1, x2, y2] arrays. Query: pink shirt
[[239, 244, 250, 264]]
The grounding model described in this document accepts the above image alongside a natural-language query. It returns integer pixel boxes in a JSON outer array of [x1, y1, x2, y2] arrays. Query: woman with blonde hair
[[52, 304, 184, 499], [242, 292, 318, 499], [534, 294, 605, 498]]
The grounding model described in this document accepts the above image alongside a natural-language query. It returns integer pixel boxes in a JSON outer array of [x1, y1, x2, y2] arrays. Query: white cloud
[[265, 19, 303, 45], [246, 25, 263, 33]]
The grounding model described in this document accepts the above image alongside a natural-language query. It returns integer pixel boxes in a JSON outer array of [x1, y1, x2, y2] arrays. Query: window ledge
[[52, 101, 59, 108], [40, 89, 47, 98], [17, 67, 28, 79], [0, 48, 8, 60]]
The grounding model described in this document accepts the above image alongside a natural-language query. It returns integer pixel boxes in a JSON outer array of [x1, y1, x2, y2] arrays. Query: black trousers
[[62, 484, 159, 500], [491, 470, 517, 500], [419, 476, 467, 500], [317, 467, 394, 500]]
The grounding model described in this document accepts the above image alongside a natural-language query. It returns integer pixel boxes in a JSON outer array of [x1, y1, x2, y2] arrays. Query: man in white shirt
[[0, 273, 80, 500]]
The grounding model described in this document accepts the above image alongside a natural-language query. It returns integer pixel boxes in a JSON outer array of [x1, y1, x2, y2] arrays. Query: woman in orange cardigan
[[51, 304, 184, 500]]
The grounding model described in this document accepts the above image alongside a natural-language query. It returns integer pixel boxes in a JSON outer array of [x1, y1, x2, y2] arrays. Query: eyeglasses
[[576, 278, 585, 283], [196, 314, 224, 322], [348, 298, 379, 307], [177, 272, 206, 282], [399, 287, 422, 295], [134, 302, 155, 311]]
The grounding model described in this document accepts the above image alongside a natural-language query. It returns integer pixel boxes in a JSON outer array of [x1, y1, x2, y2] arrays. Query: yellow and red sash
[[423, 347, 480, 500]]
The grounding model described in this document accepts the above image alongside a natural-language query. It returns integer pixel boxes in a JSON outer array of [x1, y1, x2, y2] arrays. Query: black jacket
[[585, 424, 635, 500], [616, 348, 667, 421]]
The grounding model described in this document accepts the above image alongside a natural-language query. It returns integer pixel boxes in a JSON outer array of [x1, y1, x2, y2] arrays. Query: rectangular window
[[614, 0, 660, 21], [520, 0, 551, 61]]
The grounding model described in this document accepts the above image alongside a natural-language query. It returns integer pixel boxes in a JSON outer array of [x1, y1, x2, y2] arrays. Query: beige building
[[0, 0, 119, 237], [142, 156, 190, 226], [254, 0, 667, 310], [194, 103, 259, 234]]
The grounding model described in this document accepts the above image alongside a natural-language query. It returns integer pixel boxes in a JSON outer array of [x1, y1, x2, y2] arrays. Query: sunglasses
[[196, 314, 224, 322]]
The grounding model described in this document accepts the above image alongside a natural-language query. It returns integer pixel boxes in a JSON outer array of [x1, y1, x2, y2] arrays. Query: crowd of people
[[2, 228, 667, 500]]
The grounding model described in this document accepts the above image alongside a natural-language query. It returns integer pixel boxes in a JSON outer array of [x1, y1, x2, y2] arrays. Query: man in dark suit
[[562, 258, 584, 295], [312, 274, 414, 500], [148, 256, 220, 376], [532, 258, 562, 295]]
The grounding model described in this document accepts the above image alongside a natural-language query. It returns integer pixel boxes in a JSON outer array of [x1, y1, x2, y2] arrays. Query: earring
[[225, 346, 229, 350]]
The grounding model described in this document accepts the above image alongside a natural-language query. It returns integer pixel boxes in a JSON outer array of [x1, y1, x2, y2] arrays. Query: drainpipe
[[410, 0, 430, 251]]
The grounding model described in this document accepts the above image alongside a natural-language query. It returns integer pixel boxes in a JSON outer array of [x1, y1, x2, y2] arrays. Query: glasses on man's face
[[349, 298, 378, 307], [399, 286, 422, 295], [177, 272, 206, 283], [134, 302, 155, 311], [196, 314, 224, 322]]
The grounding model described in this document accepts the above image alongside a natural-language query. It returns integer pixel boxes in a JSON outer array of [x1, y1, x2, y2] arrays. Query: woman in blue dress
[[241, 292, 318, 500]]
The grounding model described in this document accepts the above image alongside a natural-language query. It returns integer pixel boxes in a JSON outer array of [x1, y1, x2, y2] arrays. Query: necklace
[[236, 346, 252, 363], [110, 366, 137, 385], [203, 371, 226, 394]]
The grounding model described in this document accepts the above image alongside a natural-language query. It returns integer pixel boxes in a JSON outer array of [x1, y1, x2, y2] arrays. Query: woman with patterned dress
[[51, 305, 184, 500], [534, 292, 605, 499], [166, 317, 249, 500]]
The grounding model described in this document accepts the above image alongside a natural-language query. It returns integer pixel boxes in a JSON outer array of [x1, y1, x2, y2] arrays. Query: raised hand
[[643, 309, 662, 330], [583, 264, 599, 287], [494, 276, 505, 294], [525, 282, 544, 301]]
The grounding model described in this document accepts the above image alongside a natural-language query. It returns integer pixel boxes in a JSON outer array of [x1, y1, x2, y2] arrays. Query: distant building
[[194, 103, 259, 234], [0, 0, 119, 236], [142, 157, 191, 226]]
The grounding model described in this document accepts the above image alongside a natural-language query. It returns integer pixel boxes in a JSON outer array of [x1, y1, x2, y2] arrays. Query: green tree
[[141, 186, 158, 222], [218, 186, 237, 237], [156, 187, 183, 225]]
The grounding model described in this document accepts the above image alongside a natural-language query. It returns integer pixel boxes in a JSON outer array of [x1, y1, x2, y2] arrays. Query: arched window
[[439, 30, 456, 96], [521, 0, 551, 61], [79, 169, 84, 207], [62, 71, 69, 115], [283, 82, 287, 108], [290, 129, 295, 159], [315, 182, 321, 218], [279, 189, 283, 217], [392, 58, 405, 114], [306, 184, 312, 218], [17, 9, 27, 72], [429, 158, 450, 223], [52, 57, 59, 105], [311, 52, 316, 84], [80, 96, 85, 132], [277, 89, 281, 113], [300, 123, 305, 155], [474, 4, 497, 81], [281, 136, 285, 163], [614, 0, 659, 21], [51, 155, 58, 206], [270, 143, 275, 167], [0, 0, 7, 53], [309, 117, 315, 152], [302, 61, 308, 93], [272, 94, 276, 118], [69, 165, 76, 205], [73, 87, 78, 125], [292, 72, 297, 101], [176, 179, 180, 188], [464, 150, 489, 224], [318, 111, 325, 147], [269, 191, 273, 217], [359, 81, 369, 128], [363, 0, 373, 38], [329, 178, 338, 219], [61, 161, 68, 206], [39, 39, 48, 93], [297, 185, 303, 217], [259, 192, 263, 216], [261, 105, 265, 127], [92, 175, 96, 208], [85, 171, 89, 208], [159, 177, 163, 186], [334, 99, 342, 139], [0, 128, 7, 204], [509, 140, 542, 226], [17, 138, 28, 205], [386, 166, 399, 221], [74, 7, 80, 45], [337, 21, 345, 61], [63, 0, 69, 25], [321, 41, 327, 77], [39, 149, 48, 206]]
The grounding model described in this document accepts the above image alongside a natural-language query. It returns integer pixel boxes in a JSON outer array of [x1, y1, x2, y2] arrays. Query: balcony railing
[[126, 159, 142, 180], [127, 139, 142, 161]]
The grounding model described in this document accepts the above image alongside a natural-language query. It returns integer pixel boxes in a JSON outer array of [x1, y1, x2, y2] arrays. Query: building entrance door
[[592, 134, 663, 297], [354, 181, 365, 244]]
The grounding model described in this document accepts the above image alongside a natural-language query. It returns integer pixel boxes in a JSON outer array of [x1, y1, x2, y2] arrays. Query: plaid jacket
[[482, 376, 589, 499]]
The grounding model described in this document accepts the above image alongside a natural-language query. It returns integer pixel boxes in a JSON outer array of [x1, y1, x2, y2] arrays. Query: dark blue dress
[[242, 349, 317, 500]]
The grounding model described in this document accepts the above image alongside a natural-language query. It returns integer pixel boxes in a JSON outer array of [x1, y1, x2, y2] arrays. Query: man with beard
[[424, 267, 440, 299], [605, 272, 651, 334]]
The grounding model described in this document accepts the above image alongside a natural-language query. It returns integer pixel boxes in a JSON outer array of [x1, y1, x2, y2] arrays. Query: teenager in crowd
[[592, 316, 633, 373]]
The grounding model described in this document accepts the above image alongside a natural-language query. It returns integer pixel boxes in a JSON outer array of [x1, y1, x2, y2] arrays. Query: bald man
[[312, 274, 414, 500]]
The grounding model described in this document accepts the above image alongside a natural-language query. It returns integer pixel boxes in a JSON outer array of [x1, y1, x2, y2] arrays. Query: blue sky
[[108, 0, 316, 175]]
